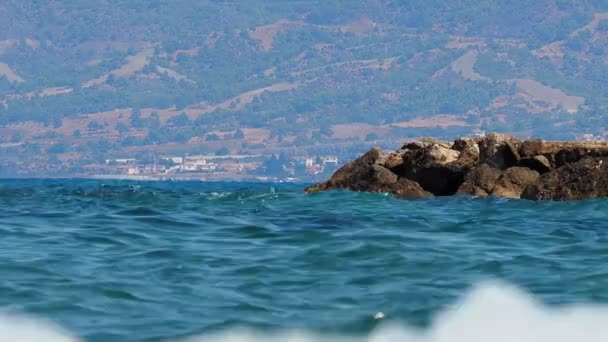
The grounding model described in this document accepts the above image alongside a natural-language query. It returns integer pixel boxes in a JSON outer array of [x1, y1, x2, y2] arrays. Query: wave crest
[[4, 280, 608, 341], [189, 280, 608, 342], [0, 313, 77, 342]]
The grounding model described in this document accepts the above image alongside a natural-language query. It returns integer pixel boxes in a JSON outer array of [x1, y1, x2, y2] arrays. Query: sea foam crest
[[3, 280, 608, 341], [0, 313, 77, 342], [190, 280, 608, 342]]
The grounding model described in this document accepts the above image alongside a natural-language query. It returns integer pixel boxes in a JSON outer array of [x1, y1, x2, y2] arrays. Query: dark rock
[[304, 147, 387, 193], [304, 147, 431, 199], [458, 165, 540, 198], [457, 164, 503, 196], [553, 147, 608, 168], [519, 139, 544, 158], [371, 164, 398, 185], [451, 137, 480, 170], [399, 143, 466, 196], [411, 163, 467, 196], [492, 167, 540, 198], [478, 133, 521, 169], [518, 155, 551, 174], [522, 157, 608, 201], [383, 149, 407, 171], [385, 179, 432, 199], [519, 140, 608, 168]]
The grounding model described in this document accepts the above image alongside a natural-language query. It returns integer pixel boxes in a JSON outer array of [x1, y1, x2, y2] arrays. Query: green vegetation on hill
[[1, 0, 608, 176]]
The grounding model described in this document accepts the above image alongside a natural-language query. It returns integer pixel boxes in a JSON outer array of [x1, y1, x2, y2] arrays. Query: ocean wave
[[188, 280, 608, 342], [6, 280, 608, 341], [0, 313, 77, 342]]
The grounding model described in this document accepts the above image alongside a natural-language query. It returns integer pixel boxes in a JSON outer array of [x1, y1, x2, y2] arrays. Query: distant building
[[321, 156, 338, 166], [163, 157, 183, 164], [307, 164, 323, 175], [127, 166, 140, 175], [181, 156, 218, 172], [472, 128, 486, 138], [579, 133, 605, 142], [105, 158, 136, 165], [143, 164, 165, 174]]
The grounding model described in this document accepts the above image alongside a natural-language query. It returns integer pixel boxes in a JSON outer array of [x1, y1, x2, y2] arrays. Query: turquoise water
[[2, 180, 608, 341]]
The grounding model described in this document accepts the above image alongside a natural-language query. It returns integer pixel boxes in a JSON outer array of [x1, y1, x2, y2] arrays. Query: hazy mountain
[[1, 0, 608, 177]]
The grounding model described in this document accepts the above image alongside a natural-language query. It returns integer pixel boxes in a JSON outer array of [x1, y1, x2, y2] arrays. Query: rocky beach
[[306, 134, 608, 201]]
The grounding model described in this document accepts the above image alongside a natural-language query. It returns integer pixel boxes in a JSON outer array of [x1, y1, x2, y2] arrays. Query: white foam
[[0, 313, 78, 342], [4, 280, 608, 341], [189, 280, 608, 342]]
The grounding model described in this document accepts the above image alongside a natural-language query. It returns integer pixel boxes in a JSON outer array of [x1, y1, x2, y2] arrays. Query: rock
[[522, 157, 608, 201], [386, 179, 432, 199], [452, 137, 477, 152], [304, 147, 387, 193], [458, 165, 540, 198], [519, 139, 544, 158], [491, 167, 540, 198], [304, 147, 430, 199], [399, 142, 466, 196], [518, 155, 551, 174], [426, 144, 460, 164], [451, 137, 480, 170], [519, 140, 608, 168], [307, 134, 608, 201], [383, 149, 407, 170], [371, 164, 398, 185], [478, 133, 521, 170], [402, 138, 451, 150], [410, 163, 468, 196], [457, 164, 503, 196]]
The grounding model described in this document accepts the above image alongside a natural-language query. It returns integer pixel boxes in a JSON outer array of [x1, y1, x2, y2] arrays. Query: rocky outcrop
[[305, 134, 608, 201], [304, 147, 431, 198], [521, 157, 608, 200]]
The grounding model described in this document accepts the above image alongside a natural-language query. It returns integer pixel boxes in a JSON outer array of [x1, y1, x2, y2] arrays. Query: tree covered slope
[[0, 0, 607, 176]]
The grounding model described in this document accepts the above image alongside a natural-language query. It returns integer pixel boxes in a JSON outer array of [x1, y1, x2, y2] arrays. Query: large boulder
[[491, 167, 540, 198], [518, 155, 551, 174], [383, 179, 432, 199], [522, 157, 608, 201], [384, 149, 408, 170], [477, 133, 521, 170], [304, 147, 387, 193], [457, 165, 540, 198], [457, 164, 503, 196], [451, 137, 481, 170], [398, 142, 467, 196], [304, 147, 432, 199]]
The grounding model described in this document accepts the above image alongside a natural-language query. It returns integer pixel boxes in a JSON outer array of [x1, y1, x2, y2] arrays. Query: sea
[[1, 179, 608, 341]]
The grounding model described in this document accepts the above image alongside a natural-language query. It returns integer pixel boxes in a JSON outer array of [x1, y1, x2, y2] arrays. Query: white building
[[580, 134, 605, 142], [106, 158, 136, 165], [127, 167, 141, 175], [472, 128, 486, 138], [322, 156, 339, 165], [163, 157, 183, 164], [181, 156, 218, 172]]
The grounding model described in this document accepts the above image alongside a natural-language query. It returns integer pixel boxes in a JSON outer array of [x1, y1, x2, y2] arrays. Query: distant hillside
[[1, 0, 608, 176]]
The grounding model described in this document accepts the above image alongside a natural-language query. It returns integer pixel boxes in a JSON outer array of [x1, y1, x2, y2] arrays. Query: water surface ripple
[[0, 179, 607, 341]]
